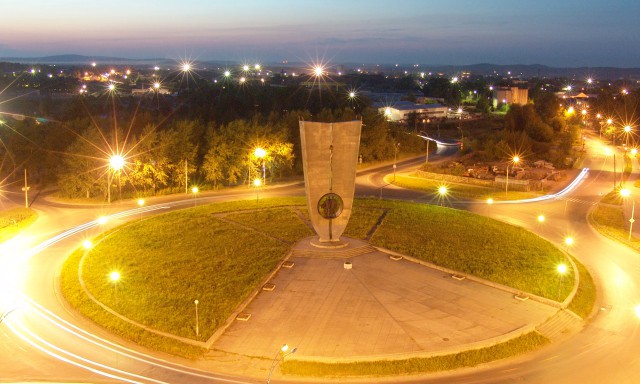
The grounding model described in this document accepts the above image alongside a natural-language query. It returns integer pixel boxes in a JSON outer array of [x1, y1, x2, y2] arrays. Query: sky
[[3, 0, 640, 67]]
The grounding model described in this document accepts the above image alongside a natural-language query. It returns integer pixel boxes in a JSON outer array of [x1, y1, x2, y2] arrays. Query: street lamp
[[557, 264, 568, 301], [624, 125, 632, 148], [191, 186, 199, 207], [108, 155, 125, 203], [253, 178, 262, 202], [83, 239, 93, 250], [505, 156, 520, 196], [254, 147, 267, 186], [437, 185, 448, 206], [486, 197, 493, 214], [564, 236, 574, 250], [194, 299, 200, 337], [109, 271, 121, 306], [393, 143, 400, 182], [267, 344, 297, 384], [620, 188, 635, 241], [537, 214, 545, 223]]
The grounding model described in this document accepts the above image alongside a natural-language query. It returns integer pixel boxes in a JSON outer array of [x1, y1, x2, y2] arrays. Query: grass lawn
[[391, 174, 540, 202], [356, 198, 574, 299], [61, 196, 592, 362], [589, 198, 640, 252], [0, 207, 37, 243]]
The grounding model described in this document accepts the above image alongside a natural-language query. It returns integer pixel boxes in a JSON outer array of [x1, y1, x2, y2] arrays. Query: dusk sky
[[3, 0, 640, 67]]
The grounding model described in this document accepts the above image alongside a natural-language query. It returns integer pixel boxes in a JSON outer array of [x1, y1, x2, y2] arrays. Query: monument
[[299, 120, 362, 245]]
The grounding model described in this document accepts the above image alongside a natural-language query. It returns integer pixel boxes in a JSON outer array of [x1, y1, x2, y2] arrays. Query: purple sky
[[3, 0, 640, 67]]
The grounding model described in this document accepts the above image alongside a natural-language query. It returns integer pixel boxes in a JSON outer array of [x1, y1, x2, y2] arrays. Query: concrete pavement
[[210, 236, 562, 370]]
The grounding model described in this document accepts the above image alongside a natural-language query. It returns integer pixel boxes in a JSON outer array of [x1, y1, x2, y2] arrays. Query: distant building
[[376, 101, 448, 122], [554, 91, 595, 107], [492, 87, 528, 107]]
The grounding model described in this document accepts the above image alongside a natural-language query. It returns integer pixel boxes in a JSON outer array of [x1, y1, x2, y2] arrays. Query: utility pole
[[185, 159, 188, 194], [21, 169, 30, 208]]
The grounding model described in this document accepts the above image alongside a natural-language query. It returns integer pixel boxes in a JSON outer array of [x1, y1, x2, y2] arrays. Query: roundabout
[[59, 197, 592, 380]]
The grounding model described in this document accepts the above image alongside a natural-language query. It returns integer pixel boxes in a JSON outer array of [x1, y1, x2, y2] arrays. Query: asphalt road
[[1, 137, 640, 384]]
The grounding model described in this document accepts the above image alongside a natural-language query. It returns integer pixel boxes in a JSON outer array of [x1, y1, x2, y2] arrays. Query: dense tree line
[[0, 83, 423, 200]]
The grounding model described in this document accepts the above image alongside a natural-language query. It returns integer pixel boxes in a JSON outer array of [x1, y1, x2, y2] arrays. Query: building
[[376, 101, 448, 122], [492, 87, 528, 107]]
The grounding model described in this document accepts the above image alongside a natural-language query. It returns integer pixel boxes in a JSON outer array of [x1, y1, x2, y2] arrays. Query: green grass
[[358, 199, 573, 299], [0, 207, 37, 243], [343, 206, 387, 239], [392, 174, 539, 201], [281, 332, 549, 377], [568, 256, 597, 319], [589, 200, 640, 251], [225, 207, 313, 243]]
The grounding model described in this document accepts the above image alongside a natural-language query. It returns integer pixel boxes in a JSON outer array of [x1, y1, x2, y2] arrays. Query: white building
[[378, 101, 448, 122]]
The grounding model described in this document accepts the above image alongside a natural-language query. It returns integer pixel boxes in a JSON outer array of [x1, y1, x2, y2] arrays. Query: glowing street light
[[557, 263, 568, 301], [635, 304, 640, 319], [83, 240, 93, 250], [253, 178, 262, 202], [564, 236, 574, 249], [108, 155, 125, 204], [267, 344, 297, 384], [191, 186, 199, 207], [110, 271, 121, 305], [624, 125, 632, 148], [437, 185, 448, 206], [620, 188, 636, 241], [194, 299, 200, 337], [505, 156, 520, 196], [349, 91, 356, 98], [182, 63, 191, 72], [109, 155, 125, 171], [313, 66, 324, 77], [537, 214, 545, 223], [254, 147, 267, 185], [223, 70, 231, 77]]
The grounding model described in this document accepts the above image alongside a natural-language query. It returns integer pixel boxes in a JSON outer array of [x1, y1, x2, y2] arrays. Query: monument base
[[309, 237, 349, 249]]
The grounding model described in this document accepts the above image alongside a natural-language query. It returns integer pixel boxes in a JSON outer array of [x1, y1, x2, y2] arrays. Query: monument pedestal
[[309, 237, 349, 249]]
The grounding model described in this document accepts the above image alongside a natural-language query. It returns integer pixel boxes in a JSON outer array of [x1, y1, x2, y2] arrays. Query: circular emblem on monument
[[317, 193, 344, 219]]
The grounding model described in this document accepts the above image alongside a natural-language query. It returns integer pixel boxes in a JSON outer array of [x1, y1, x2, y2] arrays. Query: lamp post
[[505, 156, 520, 196], [393, 142, 400, 182], [556, 264, 568, 301], [21, 169, 29, 208], [254, 147, 267, 186], [620, 188, 636, 241], [253, 178, 262, 202], [266, 344, 297, 384], [191, 186, 199, 207], [108, 155, 124, 203], [109, 271, 120, 306], [137, 199, 144, 220], [437, 185, 448, 207], [624, 125, 632, 149], [194, 299, 199, 337], [486, 197, 493, 215]]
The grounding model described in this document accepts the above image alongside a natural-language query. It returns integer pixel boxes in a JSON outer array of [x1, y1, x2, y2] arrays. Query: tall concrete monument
[[299, 120, 362, 245]]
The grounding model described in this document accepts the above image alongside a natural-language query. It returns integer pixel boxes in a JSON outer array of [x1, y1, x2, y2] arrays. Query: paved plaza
[[212, 237, 558, 362]]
